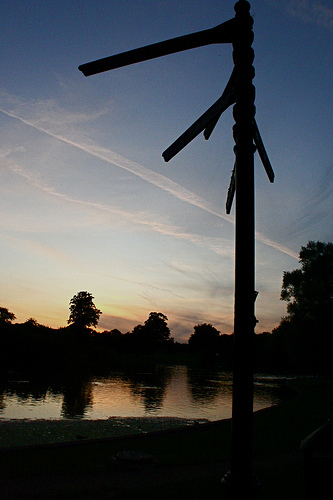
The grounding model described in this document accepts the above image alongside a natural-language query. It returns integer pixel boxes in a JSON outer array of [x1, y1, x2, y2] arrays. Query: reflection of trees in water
[[1, 378, 50, 401], [0, 376, 52, 413], [0, 391, 5, 412], [124, 365, 172, 414], [0, 368, 289, 419], [0, 372, 94, 419], [187, 368, 232, 404], [60, 378, 93, 419], [0, 378, 7, 412]]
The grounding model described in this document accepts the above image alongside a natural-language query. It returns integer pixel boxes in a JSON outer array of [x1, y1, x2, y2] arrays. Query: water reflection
[[0, 366, 288, 421], [124, 365, 172, 414], [5, 379, 49, 402], [187, 368, 232, 404], [61, 378, 93, 419]]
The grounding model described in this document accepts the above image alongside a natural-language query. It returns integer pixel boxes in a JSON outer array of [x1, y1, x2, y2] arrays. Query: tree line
[[0, 241, 332, 375]]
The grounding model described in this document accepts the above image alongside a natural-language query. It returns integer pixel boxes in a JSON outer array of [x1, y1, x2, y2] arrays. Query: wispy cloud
[[0, 92, 298, 259], [284, 163, 333, 240], [99, 272, 186, 299], [0, 96, 226, 221], [168, 308, 234, 338], [0, 230, 71, 264], [287, 0, 333, 30], [98, 314, 138, 333], [5, 159, 233, 256], [256, 233, 299, 260], [267, 0, 333, 31]]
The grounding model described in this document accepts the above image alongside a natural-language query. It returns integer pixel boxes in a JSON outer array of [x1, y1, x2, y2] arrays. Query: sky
[[0, 0, 332, 342]]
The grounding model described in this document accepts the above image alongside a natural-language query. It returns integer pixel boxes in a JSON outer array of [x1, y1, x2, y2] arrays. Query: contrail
[[0, 105, 298, 259], [6, 162, 234, 257], [0, 106, 227, 221], [256, 233, 299, 260]]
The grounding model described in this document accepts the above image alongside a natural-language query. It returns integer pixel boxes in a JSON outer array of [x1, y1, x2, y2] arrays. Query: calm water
[[0, 365, 287, 421]]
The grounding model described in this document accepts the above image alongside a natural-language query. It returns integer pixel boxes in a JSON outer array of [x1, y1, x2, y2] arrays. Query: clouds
[[0, 91, 299, 260], [1, 92, 231, 257], [4, 155, 232, 256], [0, 230, 71, 265], [283, 163, 333, 241], [287, 0, 333, 30], [267, 0, 333, 31], [0, 95, 227, 221]]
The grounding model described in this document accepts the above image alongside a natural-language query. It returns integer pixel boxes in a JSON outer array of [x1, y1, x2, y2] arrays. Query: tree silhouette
[[0, 307, 16, 324], [274, 241, 333, 373], [24, 318, 40, 328], [188, 323, 221, 352], [129, 312, 172, 351], [144, 312, 171, 344], [68, 292, 102, 329], [281, 241, 333, 326]]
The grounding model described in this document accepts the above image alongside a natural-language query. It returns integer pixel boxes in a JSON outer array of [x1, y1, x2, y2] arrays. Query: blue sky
[[0, 0, 332, 341]]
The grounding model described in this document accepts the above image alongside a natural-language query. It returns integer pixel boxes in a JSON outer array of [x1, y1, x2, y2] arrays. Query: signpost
[[79, 1, 274, 497]]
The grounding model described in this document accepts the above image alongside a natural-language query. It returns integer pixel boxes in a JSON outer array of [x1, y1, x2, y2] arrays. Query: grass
[[1, 377, 332, 499]]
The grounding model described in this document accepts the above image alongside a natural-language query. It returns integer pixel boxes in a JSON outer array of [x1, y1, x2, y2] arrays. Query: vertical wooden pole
[[223, 1, 258, 496]]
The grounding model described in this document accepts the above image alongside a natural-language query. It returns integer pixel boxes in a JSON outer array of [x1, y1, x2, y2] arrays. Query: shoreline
[[0, 416, 211, 448]]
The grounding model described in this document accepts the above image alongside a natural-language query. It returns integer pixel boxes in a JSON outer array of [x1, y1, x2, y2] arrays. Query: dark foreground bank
[[0, 377, 332, 499], [0, 417, 210, 448]]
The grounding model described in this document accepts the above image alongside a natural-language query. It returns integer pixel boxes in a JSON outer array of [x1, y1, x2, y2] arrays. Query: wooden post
[[222, 1, 258, 496]]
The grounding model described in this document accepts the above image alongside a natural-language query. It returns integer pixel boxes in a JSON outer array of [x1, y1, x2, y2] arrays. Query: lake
[[0, 365, 289, 422]]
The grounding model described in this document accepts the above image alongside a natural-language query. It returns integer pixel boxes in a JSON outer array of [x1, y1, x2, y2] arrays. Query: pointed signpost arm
[[226, 120, 274, 215], [226, 164, 236, 214], [253, 119, 275, 182], [163, 70, 236, 162], [203, 70, 236, 141], [204, 112, 223, 140], [79, 18, 235, 77]]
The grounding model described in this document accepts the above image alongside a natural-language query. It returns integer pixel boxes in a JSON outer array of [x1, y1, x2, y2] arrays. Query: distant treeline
[[0, 318, 331, 377], [1, 241, 332, 377]]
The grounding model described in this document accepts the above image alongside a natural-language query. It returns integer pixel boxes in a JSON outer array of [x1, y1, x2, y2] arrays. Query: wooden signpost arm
[[79, 19, 235, 77], [162, 70, 236, 162], [253, 119, 275, 182]]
